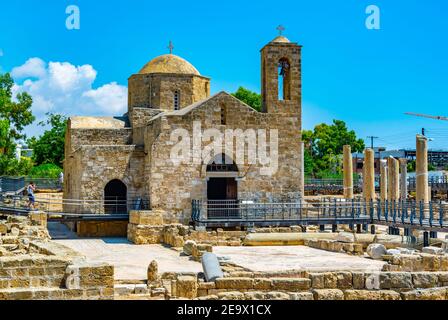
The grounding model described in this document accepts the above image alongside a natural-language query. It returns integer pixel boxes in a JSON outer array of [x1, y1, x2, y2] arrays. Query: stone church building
[[64, 35, 304, 223]]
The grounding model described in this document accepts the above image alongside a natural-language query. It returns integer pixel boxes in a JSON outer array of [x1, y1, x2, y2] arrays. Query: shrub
[[28, 163, 62, 178]]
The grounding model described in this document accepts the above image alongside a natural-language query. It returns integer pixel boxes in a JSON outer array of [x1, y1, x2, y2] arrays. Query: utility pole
[[367, 136, 379, 150]]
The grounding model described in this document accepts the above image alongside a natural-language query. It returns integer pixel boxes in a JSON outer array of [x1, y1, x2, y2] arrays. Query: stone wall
[[0, 213, 115, 300], [147, 91, 302, 220], [170, 269, 448, 300], [64, 145, 146, 213], [76, 221, 128, 237], [127, 210, 245, 246], [128, 73, 210, 111]]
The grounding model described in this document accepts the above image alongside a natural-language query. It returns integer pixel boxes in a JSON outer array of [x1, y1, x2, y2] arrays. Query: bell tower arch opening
[[261, 33, 302, 114], [104, 179, 127, 214]]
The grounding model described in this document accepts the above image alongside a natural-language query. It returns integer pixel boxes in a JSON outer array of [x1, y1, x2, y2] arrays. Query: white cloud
[[83, 82, 127, 114], [11, 57, 128, 120], [11, 57, 47, 79]]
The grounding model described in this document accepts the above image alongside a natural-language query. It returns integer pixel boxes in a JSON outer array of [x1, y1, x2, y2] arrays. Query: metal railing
[[192, 198, 448, 230], [192, 198, 371, 223], [0, 194, 150, 217], [0, 176, 61, 193], [407, 176, 448, 192]]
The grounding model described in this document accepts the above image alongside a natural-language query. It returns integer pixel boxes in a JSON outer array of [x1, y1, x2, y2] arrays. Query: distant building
[[352, 147, 448, 174]]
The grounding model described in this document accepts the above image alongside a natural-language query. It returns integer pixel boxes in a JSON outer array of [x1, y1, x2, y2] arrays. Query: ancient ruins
[[1, 34, 448, 301]]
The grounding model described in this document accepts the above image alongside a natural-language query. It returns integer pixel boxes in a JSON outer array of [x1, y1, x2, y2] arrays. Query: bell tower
[[261, 29, 302, 114]]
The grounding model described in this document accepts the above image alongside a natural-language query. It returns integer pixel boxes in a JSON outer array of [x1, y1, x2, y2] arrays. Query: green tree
[[0, 73, 34, 145], [0, 73, 35, 175], [304, 120, 365, 177], [28, 113, 67, 167], [231, 87, 262, 111]]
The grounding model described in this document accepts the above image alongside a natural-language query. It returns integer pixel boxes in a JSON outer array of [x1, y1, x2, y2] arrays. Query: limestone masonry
[[63, 36, 304, 223]]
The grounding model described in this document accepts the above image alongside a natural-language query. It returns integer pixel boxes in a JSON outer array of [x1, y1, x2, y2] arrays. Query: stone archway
[[104, 179, 127, 214]]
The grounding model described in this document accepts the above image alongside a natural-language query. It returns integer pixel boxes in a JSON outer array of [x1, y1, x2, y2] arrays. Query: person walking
[[27, 181, 36, 210]]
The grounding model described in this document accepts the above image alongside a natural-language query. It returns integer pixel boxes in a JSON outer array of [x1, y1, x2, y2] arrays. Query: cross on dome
[[276, 25, 285, 35], [168, 41, 174, 54]]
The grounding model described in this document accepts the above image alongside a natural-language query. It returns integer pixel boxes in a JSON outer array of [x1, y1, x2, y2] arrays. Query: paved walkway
[[54, 238, 202, 280], [213, 246, 386, 272], [53, 239, 387, 280]]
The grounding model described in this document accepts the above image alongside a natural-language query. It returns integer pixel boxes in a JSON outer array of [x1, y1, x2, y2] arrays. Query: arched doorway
[[104, 179, 127, 214], [206, 154, 239, 219]]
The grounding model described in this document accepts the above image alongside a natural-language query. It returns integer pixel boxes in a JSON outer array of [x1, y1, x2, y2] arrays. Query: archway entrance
[[104, 179, 127, 214], [206, 154, 239, 219]]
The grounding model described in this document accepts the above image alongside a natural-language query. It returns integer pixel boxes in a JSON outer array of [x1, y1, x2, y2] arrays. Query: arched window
[[220, 104, 226, 125], [173, 90, 180, 110], [104, 179, 127, 214], [278, 58, 291, 101]]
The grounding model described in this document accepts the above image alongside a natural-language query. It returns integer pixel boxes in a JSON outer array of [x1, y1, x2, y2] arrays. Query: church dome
[[271, 36, 291, 43], [139, 54, 200, 75]]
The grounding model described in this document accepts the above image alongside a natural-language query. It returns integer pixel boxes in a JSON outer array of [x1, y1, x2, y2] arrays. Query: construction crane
[[405, 112, 448, 121]]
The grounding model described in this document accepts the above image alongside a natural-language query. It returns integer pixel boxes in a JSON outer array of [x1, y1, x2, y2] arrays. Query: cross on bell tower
[[276, 25, 285, 36], [168, 41, 174, 54]]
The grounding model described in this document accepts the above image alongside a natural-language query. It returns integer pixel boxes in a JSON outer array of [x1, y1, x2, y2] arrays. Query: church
[[63, 34, 304, 224]]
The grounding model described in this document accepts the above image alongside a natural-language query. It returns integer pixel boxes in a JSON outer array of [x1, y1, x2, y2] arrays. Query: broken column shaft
[[363, 148, 376, 202], [387, 157, 400, 202], [416, 135, 429, 204], [343, 145, 354, 199]]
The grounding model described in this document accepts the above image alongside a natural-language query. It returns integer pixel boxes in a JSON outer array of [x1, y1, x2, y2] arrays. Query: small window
[[220, 105, 226, 125], [278, 58, 291, 100], [357, 162, 363, 170], [174, 91, 180, 110]]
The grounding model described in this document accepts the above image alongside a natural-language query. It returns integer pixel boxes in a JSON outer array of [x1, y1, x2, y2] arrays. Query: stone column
[[343, 145, 354, 199], [416, 135, 429, 204], [300, 141, 305, 199], [399, 158, 408, 200], [363, 149, 376, 201], [380, 160, 388, 202], [387, 157, 400, 201]]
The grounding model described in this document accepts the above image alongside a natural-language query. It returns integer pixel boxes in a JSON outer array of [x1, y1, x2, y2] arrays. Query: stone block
[[129, 210, 163, 226], [323, 272, 338, 289], [218, 291, 245, 300], [114, 284, 136, 295], [412, 272, 439, 288], [379, 272, 413, 289], [367, 244, 387, 260], [309, 273, 325, 289], [422, 246, 444, 255], [289, 292, 314, 300], [312, 289, 344, 300], [254, 278, 272, 290], [244, 291, 267, 300], [352, 272, 365, 289], [336, 272, 353, 289], [265, 291, 291, 300], [337, 232, 355, 243], [215, 277, 254, 290], [271, 278, 311, 291], [401, 287, 448, 300], [147, 260, 159, 283], [344, 290, 401, 300], [176, 276, 198, 299], [0, 223, 8, 235], [134, 284, 149, 294], [183, 240, 196, 256]]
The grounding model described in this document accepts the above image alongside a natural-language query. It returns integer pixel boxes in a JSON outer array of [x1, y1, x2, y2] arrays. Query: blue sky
[[1, 0, 448, 150]]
